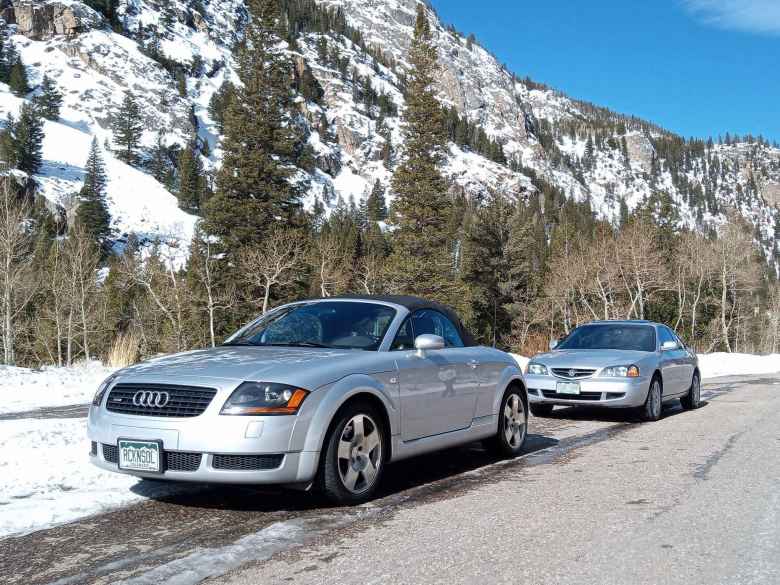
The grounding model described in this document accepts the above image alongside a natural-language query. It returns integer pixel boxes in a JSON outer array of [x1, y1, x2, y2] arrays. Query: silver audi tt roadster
[[88, 296, 528, 503]]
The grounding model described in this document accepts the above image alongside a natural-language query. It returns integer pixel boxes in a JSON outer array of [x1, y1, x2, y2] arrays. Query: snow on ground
[[0, 418, 141, 537], [699, 353, 780, 380], [0, 361, 115, 415]]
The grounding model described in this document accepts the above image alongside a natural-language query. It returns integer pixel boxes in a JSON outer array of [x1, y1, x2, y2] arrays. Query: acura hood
[[533, 349, 653, 369]]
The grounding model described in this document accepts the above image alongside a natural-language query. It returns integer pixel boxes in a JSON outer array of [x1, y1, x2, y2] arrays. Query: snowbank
[[698, 353, 780, 380], [0, 361, 115, 415], [0, 418, 139, 537]]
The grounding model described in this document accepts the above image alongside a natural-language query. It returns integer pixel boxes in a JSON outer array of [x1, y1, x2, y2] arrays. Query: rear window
[[557, 324, 657, 352]]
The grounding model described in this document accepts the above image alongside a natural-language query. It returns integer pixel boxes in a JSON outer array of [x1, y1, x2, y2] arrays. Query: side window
[[658, 327, 677, 348], [391, 318, 415, 351], [412, 310, 464, 348]]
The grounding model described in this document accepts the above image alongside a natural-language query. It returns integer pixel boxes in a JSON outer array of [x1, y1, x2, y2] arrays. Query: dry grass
[[106, 331, 141, 368]]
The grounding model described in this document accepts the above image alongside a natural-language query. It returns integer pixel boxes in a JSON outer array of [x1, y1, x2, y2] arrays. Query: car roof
[[314, 295, 477, 347]]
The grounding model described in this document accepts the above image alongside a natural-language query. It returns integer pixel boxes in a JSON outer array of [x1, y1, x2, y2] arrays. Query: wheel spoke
[[511, 397, 519, 417], [504, 424, 514, 444], [352, 416, 365, 439], [364, 429, 380, 454], [504, 404, 512, 420], [338, 438, 352, 460], [343, 466, 359, 491], [362, 458, 378, 487]]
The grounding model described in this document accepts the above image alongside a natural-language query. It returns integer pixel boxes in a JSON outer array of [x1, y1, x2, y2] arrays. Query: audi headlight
[[92, 373, 119, 407], [600, 365, 640, 378], [221, 382, 310, 416], [526, 362, 549, 376]]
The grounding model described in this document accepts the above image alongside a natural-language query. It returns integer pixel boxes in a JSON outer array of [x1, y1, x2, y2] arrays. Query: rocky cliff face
[[1, 0, 778, 264]]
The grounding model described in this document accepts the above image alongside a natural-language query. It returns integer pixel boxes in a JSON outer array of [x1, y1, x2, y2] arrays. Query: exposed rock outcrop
[[2, 1, 101, 40]]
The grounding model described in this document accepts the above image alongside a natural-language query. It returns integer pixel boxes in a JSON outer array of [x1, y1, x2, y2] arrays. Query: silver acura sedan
[[525, 321, 701, 421], [88, 296, 528, 503]]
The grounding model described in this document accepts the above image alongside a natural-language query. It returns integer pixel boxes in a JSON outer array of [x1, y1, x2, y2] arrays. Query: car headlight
[[526, 362, 549, 376], [92, 373, 119, 407], [600, 365, 640, 378], [221, 382, 310, 416]]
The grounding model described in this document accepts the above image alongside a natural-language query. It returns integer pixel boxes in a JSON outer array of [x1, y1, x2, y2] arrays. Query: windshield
[[557, 324, 657, 352], [224, 302, 397, 351]]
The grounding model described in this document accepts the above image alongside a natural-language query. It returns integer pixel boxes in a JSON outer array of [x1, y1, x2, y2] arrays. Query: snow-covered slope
[[1, 0, 778, 263]]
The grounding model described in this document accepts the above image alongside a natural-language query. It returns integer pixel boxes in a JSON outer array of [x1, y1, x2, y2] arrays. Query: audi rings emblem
[[133, 391, 170, 408]]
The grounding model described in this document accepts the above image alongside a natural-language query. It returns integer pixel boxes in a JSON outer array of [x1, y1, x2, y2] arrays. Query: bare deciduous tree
[[190, 227, 236, 347], [311, 231, 348, 298], [0, 176, 34, 365], [240, 229, 306, 315]]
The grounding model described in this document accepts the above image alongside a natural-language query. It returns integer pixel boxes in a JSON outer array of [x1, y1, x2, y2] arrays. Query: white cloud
[[684, 0, 780, 34]]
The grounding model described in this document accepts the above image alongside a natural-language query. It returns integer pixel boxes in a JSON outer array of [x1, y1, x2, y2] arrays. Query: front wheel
[[681, 373, 701, 410], [640, 378, 663, 422], [316, 403, 386, 505], [486, 388, 528, 457]]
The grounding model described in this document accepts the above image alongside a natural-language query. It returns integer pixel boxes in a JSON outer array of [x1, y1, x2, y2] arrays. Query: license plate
[[557, 382, 581, 395], [118, 439, 162, 473]]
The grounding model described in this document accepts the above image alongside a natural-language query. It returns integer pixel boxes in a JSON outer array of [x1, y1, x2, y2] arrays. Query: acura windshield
[[224, 302, 397, 351], [557, 324, 657, 352]]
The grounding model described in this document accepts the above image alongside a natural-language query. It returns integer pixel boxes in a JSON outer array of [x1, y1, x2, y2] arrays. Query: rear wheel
[[530, 404, 554, 418], [681, 373, 701, 410], [640, 377, 663, 422], [317, 402, 386, 505], [486, 388, 528, 457]]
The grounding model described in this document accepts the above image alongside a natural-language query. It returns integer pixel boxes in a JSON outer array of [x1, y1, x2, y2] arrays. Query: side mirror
[[661, 341, 678, 351], [415, 334, 445, 357], [549, 339, 559, 351]]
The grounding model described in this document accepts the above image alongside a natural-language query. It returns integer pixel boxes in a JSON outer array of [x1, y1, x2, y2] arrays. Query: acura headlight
[[221, 382, 310, 416], [526, 362, 549, 376], [600, 365, 640, 378], [92, 373, 119, 407]]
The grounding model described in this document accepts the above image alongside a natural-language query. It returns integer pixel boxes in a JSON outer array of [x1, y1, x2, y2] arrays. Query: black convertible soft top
[[326, 295, 477, 347]]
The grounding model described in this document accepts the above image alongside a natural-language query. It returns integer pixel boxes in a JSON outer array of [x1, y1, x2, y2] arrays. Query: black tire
[[681, 372, 701, 410], [640, 376, 663, 422], [530, 404, 554, 418], [486, 387, 528, 457], [316, 401, 386, 505]]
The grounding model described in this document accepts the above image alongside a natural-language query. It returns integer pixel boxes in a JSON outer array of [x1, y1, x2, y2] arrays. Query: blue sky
[[432, 0, 780, 143]]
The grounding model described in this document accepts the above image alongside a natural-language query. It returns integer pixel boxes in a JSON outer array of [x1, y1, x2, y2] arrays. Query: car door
[[393, 310, 478, 442], [674, 332, 696, 391], [658, 326, 684, 395]]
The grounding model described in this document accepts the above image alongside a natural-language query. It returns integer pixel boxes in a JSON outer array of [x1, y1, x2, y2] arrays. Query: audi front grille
[[212, 454, 284, 471], [101, 444, 202, 472], [105, 383, 218, 418]]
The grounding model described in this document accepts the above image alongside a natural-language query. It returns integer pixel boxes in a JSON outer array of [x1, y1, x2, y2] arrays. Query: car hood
[[532, 349, 653, 369], [117, 346, 392, 389]]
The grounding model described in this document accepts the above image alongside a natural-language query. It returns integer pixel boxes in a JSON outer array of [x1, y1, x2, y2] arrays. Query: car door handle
[[467, 360, 480, 369]]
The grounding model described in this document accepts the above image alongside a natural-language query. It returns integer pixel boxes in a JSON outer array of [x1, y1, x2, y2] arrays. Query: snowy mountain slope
[[1, 0, 778, 265]]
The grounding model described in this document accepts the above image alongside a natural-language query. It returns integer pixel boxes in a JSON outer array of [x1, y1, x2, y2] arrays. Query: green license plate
[[118, 439, 162, 473], [557, 382, 581, 395]]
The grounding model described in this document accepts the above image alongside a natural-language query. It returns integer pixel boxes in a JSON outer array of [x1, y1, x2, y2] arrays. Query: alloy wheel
[[337, 414, 383, 495], [651, 381, 662, 418], [503, 394, 527, 449]]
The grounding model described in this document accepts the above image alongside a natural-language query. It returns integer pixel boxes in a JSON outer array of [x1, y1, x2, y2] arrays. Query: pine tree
[[148, 131, 174, 188], [385, 5, 462, 308], [177, 137, 205, 213], [366, 179, 387, 222], [76, 138, 112, 247], [111, 91, 144, 166], [12, 103, 45, 174], [5, 43, 29, 96], [203, 0, 306, 251], [208, 80, 234, 134], [33, 74, 64, 120]]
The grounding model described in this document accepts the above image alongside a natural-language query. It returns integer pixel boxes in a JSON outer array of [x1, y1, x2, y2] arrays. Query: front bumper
[[525, 374, 650, 408], [87, 376, 325, 486]]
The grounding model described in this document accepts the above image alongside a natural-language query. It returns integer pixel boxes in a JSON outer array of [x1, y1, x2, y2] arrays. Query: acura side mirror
[[415, 334, 445, 357]]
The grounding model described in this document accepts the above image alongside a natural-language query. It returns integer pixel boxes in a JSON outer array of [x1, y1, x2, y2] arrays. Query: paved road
[[0, 376, 777, 585]]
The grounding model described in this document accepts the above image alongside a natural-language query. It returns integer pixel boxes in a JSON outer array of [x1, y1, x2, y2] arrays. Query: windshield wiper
[[222, 341, 260, 347]]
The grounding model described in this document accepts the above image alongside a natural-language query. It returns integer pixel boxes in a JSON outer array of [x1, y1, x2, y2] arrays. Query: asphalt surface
[[1, 375, 778, 585]]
